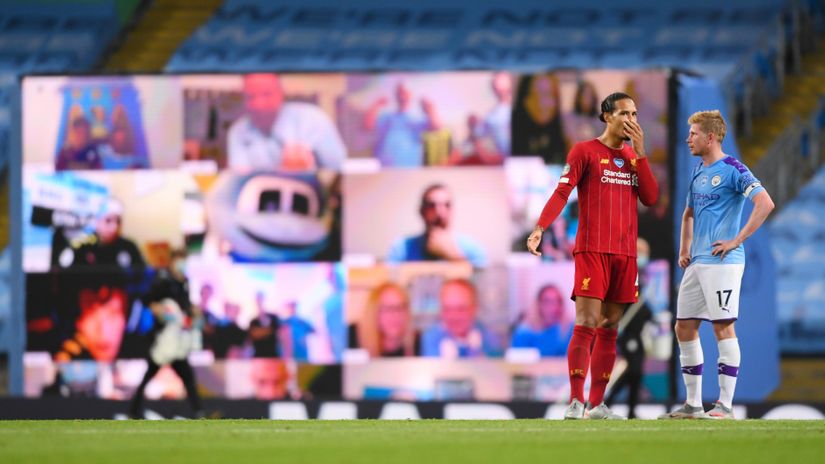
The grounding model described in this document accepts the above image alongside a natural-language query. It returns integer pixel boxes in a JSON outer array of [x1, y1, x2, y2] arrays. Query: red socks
[[588, 327, 618, 406], [567, 325, 620, 406], [567, 325, 596, 403]]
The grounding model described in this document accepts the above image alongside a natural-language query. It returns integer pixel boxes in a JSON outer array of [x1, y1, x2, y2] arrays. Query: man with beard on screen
[[387, 184, 487, 267]]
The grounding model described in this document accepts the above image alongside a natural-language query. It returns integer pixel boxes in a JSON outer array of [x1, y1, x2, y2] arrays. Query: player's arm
[[624, 120, 659, 206], [712, 190, 775, 259], [527, 146, 585, 256], [536, 184, 574, 230], [679, 206, 694, 269], [634, 157, 659, 206], [526, 182, 574, 256]]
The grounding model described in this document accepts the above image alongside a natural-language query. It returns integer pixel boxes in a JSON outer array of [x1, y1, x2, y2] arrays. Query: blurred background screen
[[18, 70, 673, 403]]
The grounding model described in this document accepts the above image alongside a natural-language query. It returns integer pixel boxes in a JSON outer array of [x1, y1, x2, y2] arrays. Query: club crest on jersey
[[711, 175, 722, 187], [613, 158, 624, 168]]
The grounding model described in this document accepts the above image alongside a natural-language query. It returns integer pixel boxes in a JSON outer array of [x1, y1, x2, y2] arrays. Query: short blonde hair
[[688, 110, 727, 142]]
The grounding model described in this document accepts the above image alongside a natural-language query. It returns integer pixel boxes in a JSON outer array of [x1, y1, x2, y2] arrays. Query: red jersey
[[537, 138, 658, 257]]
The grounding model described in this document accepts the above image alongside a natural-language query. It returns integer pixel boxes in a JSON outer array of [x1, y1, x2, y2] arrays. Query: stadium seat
[[1, 15, 59, 33], [168, 0, 791, 74], [0, 52, 27, 70], [771, 165, 825, 339], [0, 32, 46, 53], [32, 51, 79, 72], [0, 2, 121, 74]]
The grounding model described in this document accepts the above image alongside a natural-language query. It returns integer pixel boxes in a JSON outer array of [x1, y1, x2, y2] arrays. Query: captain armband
[[743, 182, 762, 197]]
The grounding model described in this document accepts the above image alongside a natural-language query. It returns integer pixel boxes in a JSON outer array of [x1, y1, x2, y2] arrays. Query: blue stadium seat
[[771, 166, 825, 327], [1, 15, 58, 33], [167, 0, 791, 87], [60, 16, 110, 35], [753, 48, 781, 96], [0, 2, 120, 75], [558, 50, 598, 69], [642, 46, 697, 66], [598, 50, 646, 69], [0, 32, 46, 53], [0, 52, 27, 70], [44, 32, 96, 54], [31, 51, 79, 72]]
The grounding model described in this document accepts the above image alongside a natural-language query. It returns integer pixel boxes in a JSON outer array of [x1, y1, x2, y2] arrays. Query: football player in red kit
[[527, 92, 659, 419]]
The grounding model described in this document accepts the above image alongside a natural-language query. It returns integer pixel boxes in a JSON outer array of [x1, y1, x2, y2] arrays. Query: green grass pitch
[[1, 420, 823, 464]]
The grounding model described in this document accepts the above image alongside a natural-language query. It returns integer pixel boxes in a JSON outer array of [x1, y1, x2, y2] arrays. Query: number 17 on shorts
[[676, 263, 745, 322]]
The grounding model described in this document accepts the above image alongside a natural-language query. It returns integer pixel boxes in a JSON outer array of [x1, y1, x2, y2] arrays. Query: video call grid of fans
[[21, 70, 673, 402]]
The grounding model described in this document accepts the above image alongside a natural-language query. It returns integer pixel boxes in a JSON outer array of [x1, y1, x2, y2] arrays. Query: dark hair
[[573, 81, 599, 117], [72, 117, 91, 128], [536, 284, 563, 302], [599, 92, 634, 122], [511, 73, 568, 163], [419, 183, 449, 208]]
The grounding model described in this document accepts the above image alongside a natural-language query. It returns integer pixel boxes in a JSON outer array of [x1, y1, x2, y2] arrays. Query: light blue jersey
[[687, 155, 764, 265]]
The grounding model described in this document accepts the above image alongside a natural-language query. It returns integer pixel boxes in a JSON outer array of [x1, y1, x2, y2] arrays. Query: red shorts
[[572, 252, 638, 304]]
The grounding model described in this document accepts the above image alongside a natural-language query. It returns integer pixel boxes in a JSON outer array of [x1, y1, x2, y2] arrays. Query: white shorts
[[677, 263, 745, 322]]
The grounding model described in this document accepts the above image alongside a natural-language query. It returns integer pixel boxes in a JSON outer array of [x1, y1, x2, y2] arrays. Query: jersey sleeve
[[634, 156, 658, 206], [536, 145, 586, 229], [729, 160, 764, 199], [536, 183, 573, 230], [559, 143, 587, 187]]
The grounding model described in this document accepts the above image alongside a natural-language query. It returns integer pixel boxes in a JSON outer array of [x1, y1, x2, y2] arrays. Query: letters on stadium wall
[[1, 398, 823, 421]]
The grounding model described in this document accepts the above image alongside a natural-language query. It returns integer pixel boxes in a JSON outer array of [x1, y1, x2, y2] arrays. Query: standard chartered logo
[[601, 169, 634, 186]]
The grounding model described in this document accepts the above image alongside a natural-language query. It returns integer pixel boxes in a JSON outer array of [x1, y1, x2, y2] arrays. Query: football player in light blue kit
[[660, 110, 775, 420]]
